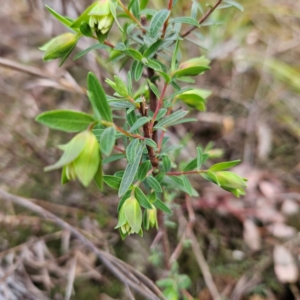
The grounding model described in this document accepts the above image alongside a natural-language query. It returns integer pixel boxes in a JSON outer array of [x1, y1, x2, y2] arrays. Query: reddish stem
[[166, 170, 206, 176], [181, 0, 223, 38]]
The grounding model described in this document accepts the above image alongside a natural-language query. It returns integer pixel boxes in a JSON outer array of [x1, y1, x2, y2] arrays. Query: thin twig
[[181, 0, 223, 38], [0, 189, 166, 300], [161, 0, 173, 39], [185, 196, 222, 300]]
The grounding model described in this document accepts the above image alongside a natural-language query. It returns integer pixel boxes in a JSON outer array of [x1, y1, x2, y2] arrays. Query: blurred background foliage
[[1, 0, 300, 299]]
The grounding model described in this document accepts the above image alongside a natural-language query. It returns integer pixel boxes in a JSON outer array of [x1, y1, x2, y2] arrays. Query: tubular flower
[[89, 0, 114, 35], [115, 196, 143, 239], [215, 171, 247, 197], [144, 205, 158, 230], [45, 130, 101, 187], [39, 33, 78, 62]]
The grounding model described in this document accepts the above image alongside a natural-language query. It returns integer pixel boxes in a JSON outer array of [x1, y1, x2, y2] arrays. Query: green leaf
[[181, 175, 193, 196], [154, 110, 188, 129], [36, 110, 94, 132], [133, 61, 144, 81], [223, 0, 244, 11], [209, 160, 241, 172], [103, 175, 121, 189], [153, 198, 171, 214], [46, 5, 74, 30], [196, 147, 203, 169], [103, 153, 126, 164], [100, 127, 116, 156], [109, 1, 124, 32], [80, 22, 93, 37], [171, 39, 180, 72], [143, 39, 163, 58], [156, 108, 167, 120], [126, 49, 143, 61], [147, 80, 160, 99], [206, 171, 220, 186], [162, 155, 171, 172], [183, 158, 197, 171], [70, 2, 98, 29], [144, 138, 157, 149], [114, 75, 128, 97], [126, 139, 140, 164], [87, 72, 112, 122], [170, 17, 200, 27], [137, 160, 152, 181], [134, 187, 152, 209], [147, 176, 162, 192], [119, 143, 144, 196], [149, 9, 170, 37], [129, 117, 150, 133], [74, 44, 109, 60]]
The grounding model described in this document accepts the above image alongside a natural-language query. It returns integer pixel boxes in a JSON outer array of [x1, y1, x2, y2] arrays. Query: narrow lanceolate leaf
[[153, 198, 172, 214], [149, 9, 170, 37], [182, 175, 193, 196], [126, 139, 140, 164], [46, 5, 74, 30], [119, 143, 144, 196], [171, 39, 180, 72], [197, 147, 203, 170], [170, 17, 200, 27], [100, 127, 116, 156], [144, 39, 163, 58], [103, 175, 121, 189], [129, 117, 150, 133], [183, 158, 197, 171], [74, 44, 109, 60], [147, 176, 162, 193], [144, 138, 157, 149], [162, 155, 171, 172], [223, 0, 244, 11], [156, 108, 167, 120], [103, 153, 126, 164], [147, 80, 160, 99], [134, 187, 152, 209], [36, 110, 94, 132], [209, 160, 241, 172], [154, 110, 188, 129], [87, 72, 112, 122], [137, 160, 152, 181]]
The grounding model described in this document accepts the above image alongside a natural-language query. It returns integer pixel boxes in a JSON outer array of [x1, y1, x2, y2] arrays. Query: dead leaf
[[273, 245, 298, 283], [243, 219, 261, 251]]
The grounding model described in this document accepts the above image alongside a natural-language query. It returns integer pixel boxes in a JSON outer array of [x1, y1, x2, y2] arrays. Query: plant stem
[[139, 100, 159, 168], [150, 82, 168, 132], [118, 0, 146, 33], [161, 0, 173, 39], [181, 0, 223, 38], [101, 121, 145, 140], [166, 170, 206, 176]]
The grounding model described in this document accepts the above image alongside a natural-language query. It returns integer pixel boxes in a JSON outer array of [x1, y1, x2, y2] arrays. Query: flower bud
[[115, 196, 143, 239], [215, 171, 247, 197], [45, 130, 101, 187], [144, 205, 158, 230], [39, 33, 78, 62], [172, 56, 210, 78], [89, 0, 114, 35]]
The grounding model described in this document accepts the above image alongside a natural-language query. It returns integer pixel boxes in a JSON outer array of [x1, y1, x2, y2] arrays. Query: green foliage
[[37, 0, 246, 244]]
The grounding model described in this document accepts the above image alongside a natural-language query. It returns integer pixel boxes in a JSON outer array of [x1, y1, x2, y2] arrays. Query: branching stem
[[181, 0, 223, 38]]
